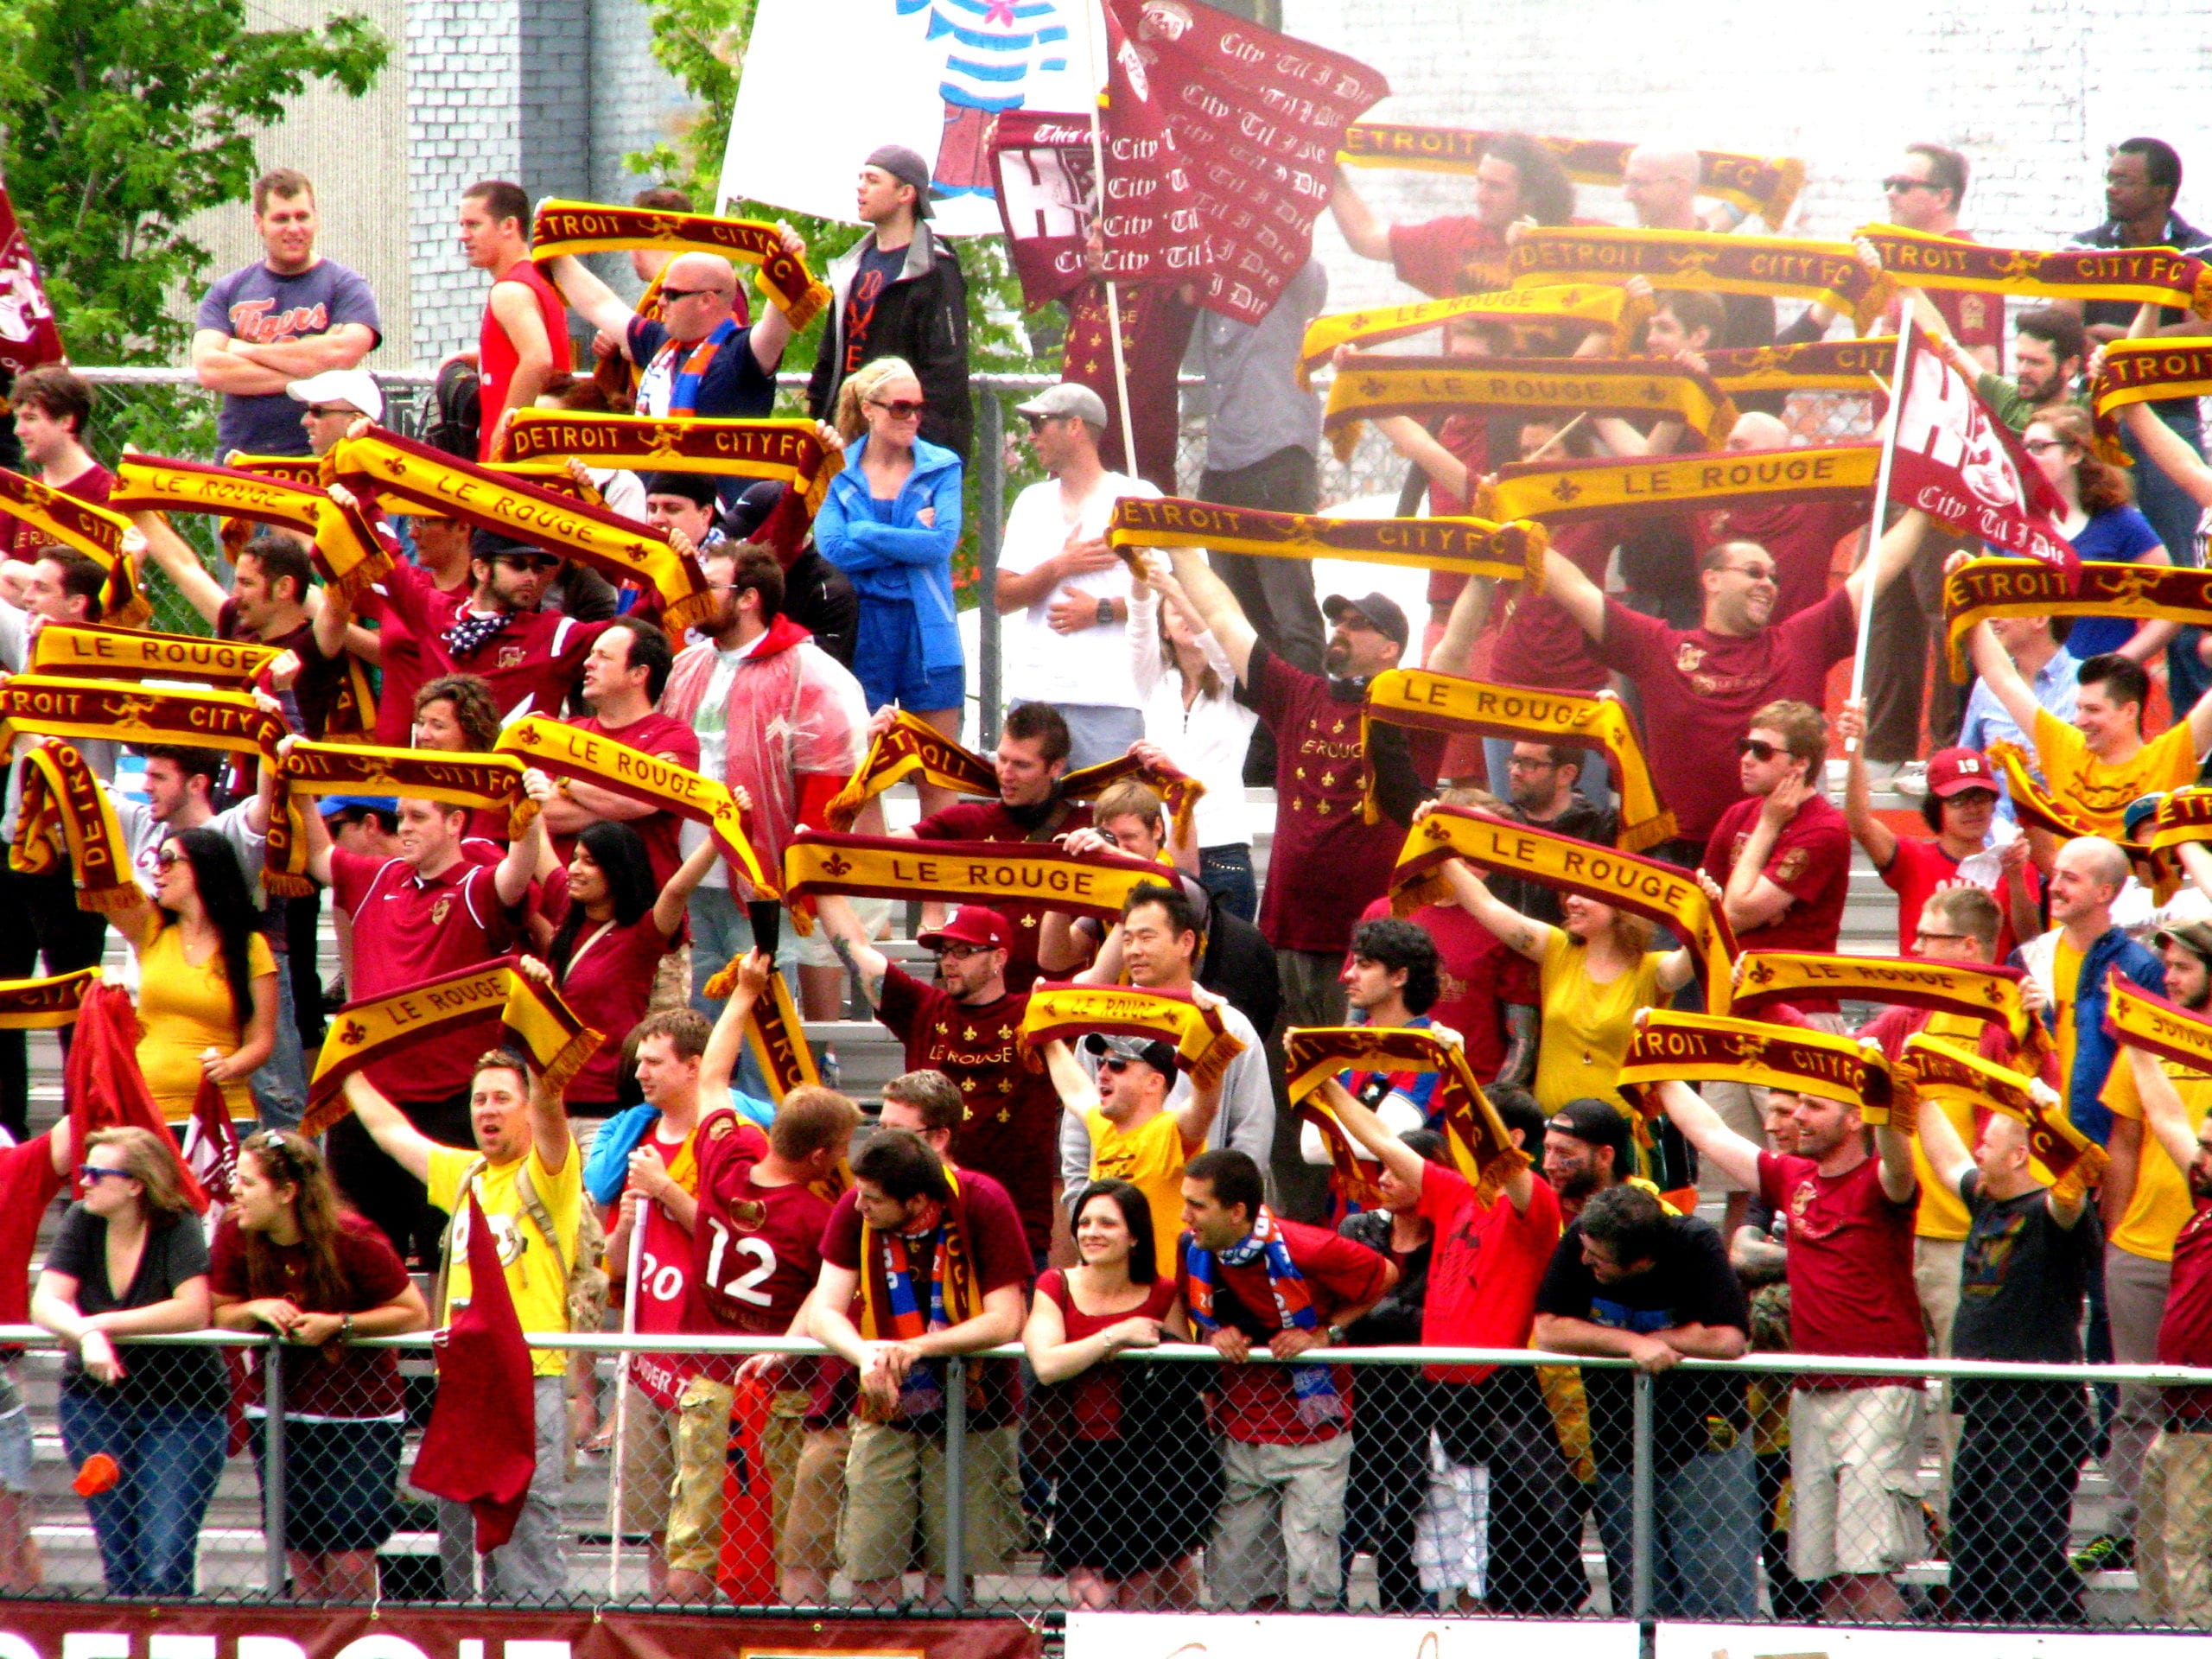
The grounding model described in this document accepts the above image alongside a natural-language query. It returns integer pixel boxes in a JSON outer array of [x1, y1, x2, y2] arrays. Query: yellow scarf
[[1321, 353, 1738, 461], [0, 966, 101, 1029], [1619, 1008, 1895, 1122], [1480, 444, 1882, 526], [30, 624, 279, 687], [108, 454, 395, 599], [1020, 984, 1246, 1090], [1297, 283, 1651, 385], [9, 739, 134, 912], [1284, 1025, 1528, 1203], [502, 411, 837, 516], [2090, 339, 2212, 462], [0, 469, 145, 627], [1509, 227, 1891, 333], [531, 200, 831, 328], [1863, 222, 2212, 319], [1109, 495, 1547, 584], [1942, 556, 2212, 682]]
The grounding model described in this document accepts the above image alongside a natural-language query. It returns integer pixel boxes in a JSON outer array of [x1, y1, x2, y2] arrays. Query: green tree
[[0, 0, 388, 368]]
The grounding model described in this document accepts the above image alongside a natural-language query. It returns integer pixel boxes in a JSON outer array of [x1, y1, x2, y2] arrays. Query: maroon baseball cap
[[917, 907, 1012, 951], [1926, 747, 1998, 798]]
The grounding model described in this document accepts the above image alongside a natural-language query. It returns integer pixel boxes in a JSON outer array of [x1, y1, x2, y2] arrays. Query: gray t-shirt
[[196, 258, 382, 456], [1187, 257, 1326, 474]]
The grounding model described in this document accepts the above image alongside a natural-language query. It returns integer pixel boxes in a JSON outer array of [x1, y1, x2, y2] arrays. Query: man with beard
[[1494, 743, 1616, 927], [1922, 302, 2088, 434], [1541, 1097, 1637, 1221]]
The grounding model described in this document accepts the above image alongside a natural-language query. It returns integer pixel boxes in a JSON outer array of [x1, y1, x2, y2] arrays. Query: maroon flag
[[0, 175, 63, 378], [411, 1192, 537, 1552], [64, 984, 207, 1211], [183, 1075, 239, 1209], [1888, 334, 2079, 572]]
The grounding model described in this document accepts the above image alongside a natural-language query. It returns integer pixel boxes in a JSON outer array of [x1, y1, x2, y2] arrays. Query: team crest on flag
[[1889, 336, 2079, 572]]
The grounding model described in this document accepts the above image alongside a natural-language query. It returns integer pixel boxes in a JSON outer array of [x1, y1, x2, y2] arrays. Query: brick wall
[[406, 0, 524, 359]]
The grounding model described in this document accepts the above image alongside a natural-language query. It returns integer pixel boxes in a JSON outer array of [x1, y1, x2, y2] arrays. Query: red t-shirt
[[2160, 1202, 2212, 1420], [378, 559, 611, 725], [1878, 232, 2004, 368], [1858, 1001, 2022, 1069], [819, 1166, 1033, 1428], [686, 1141, 836, 1392], [479, 258, 574, 461], [330, 846, 517, 1103], [3, 461, 112, 562], [1700, 793, 1852, 1007], [1355, 896, 1534, 1082], [0, 1136, 61, 1325], [1036, 1270, 1179, 1438], [1389, 216, 1510, 299], [1595, 585, 1858, 843], [909, 796, 1096, 991], [556, 914, 676, 1107], [1758, 1149, 1925, 1384], [1878, 835, 2038, 963], [875, 964, 1059, 1254], [1417, 1164, 1561, 1383], [1178, 1217, 1392, 1444], [207, 1209, 413, 1421], [1694, 499, 1864, 626], [1250, 645, 1411, 955], [1488, 518, 1612, 693], [550, 711, 702, 895]]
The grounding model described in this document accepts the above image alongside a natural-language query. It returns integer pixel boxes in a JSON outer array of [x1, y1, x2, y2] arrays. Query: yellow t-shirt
[[1085, 1107, 1188, 1273], [2031, 705, 2201, 837], [427, 1139, 584, 1377], [133, 924, 277, 1122], [1909, 1012, 1988, 1242], [1535, 925, 1666, 1121], [2107, 1065, 2212, 1262]]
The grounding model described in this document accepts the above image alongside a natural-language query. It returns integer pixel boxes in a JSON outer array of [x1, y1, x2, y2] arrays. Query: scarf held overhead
[[0, 967, 99, 1030], [1508, 227, 1892, 334], [1109, 495, 1548, 585], [1020, 983, 1246, 1090], [2090, 339, 2212, 461], [1940, 556, 2212, 682], [502, 411, 837, 517], [1899, 1033, 2103, 1192], [1732, 950, 2037, 1055], [107, 454, 396, 599], [1320, 353, 1738, 461], [1863, 223, 2212, 319], [0, 468, 144, 627], [1619, 1008, 1895, 1123], [30, 623, 280, 689], [1297, 283, 1652, 385], [782, 830, 1173, 926], [267, 741, 534, 898], [1361, 671, 1674, 850], [1391, 806, 1736, 1012], [1480, 444, 1882, 526], [530, 200, 831, 328], [1284, 1024, 1528, 1203]]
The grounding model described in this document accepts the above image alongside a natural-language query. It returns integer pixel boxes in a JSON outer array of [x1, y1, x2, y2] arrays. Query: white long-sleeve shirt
[[1128, 587, 1256, 850]]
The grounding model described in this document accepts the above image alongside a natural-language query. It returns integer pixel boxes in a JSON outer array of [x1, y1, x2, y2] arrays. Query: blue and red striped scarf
[[1185, 1206, 1342, 1426], [860, 1165, 982, 1420]]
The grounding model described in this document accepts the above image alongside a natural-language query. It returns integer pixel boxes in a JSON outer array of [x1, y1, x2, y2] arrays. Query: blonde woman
[[814, 356, 965, 800], [32, 1128, 226, 1598]]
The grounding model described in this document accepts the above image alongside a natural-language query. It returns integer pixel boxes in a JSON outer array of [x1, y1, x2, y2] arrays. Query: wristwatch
[[1096, 595, 1115, 627]]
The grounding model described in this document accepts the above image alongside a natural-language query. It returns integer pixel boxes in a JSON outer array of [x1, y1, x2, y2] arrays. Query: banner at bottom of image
[[1064, 1613, 1636, 1659], [1658, 1624, 2209, 1657]]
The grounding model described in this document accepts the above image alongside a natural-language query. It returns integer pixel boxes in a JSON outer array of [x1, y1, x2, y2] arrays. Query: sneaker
[[1892, 761, 1929, 798], [2070, 1533, 2133, 1573]]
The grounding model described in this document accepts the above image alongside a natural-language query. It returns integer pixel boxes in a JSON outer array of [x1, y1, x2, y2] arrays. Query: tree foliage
[[0, 0, 389, 366]]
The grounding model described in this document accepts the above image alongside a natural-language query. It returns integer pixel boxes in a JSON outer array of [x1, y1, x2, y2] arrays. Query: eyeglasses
[[1737, 737, 1782, 761], [77, 1166, 131, 1185], [871, 398, 926, 420], [1719, 563, 1778, 583], [658, 287, 727, 302], [1506, 755, 1558, 772], [494, 553, 563, 574], [932, 943, 990, 963], [303, 404, 353, 419], [2021, 438, 2074, 456], [1881, 177, 1938, 194]]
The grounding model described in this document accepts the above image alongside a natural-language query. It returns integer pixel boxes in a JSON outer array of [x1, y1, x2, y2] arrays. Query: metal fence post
[[1630, 1368, 1654, 1628], [975, 391, 1006, 749], [261, 1339, 286, 1598], [944, 1354, 969, 1610]]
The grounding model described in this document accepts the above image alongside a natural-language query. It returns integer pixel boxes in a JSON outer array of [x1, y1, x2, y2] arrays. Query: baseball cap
[[1084, 1033, 1179, 1077], [1547, 1097, 1633, 1166], [864, 144, 935, 219], [916, 906, 1013, 952], [318, 794, 397, 820], [1925, 747, 1998, 798], [286, 368, 384, 423], [1323, 590, 1412, 649], [2156, 887, 2212, 963], [1014, 382, 1109, 429]]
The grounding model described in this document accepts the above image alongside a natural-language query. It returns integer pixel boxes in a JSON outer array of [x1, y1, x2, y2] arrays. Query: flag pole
[[607, 1210, 648, 1595], [1844, 303, 1916, 756], [1074, 0, 1142, 477]]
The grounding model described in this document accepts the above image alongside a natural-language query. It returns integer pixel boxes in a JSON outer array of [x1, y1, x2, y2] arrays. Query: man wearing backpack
[[342, 1049, 587, 1603]]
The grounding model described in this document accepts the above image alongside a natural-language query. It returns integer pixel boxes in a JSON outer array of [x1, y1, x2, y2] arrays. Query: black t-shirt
[[1535, 1211, 1751, 1471], [1952, 1171, 2100, 1370], [47, 1204, 227, 1408], [219, 601, 345, 740]]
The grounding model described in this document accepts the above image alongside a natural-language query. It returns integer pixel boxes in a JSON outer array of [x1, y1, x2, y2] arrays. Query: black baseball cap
[[865, 144, 935, 219], [1547, 1097, 1633, 1166], [1323, 590, 1411, 649]]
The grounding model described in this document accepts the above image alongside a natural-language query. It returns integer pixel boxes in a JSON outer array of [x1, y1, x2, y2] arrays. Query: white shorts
[[1789, 1384, 1926, 1580]]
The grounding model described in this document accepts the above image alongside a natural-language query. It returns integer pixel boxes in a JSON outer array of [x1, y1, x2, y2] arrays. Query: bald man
[[1619, 143, 1775, 355], [548, 236, 804, 423]]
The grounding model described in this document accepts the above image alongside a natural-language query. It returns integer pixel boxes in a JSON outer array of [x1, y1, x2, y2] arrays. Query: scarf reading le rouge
[[1733, 950, 2044, 1061], [302, 959, 600, 1137], [1479, 445, 1882, 526], [530, 200, 832, 329], [494, 715, 779, 898], [0, 469, 144, 627], [1940, 556, 2212, 682], [1900, 1032, 2104, 1202], [0, 966, 99, 1030], [859, 1166, 984, 1421], [1618, 1007, 1895, 1123], [822, 708, 1207, 849], [1508, 227, 1892, 334], [782, 828, 1172, 926], [1391, 805, 1737, 1012], [108, 454, 396, 599], [30, 623, 280, 688], [501, 410, 838, 517], [1321, 353, 1738, 461], [1184, 1205, 1341, 1426], [2090, 339, 2212, 462], [1338, 124, 1807, 228], [1019, 983, 1246, 1090], [1297, 284, 1653, 385], [1862, 222, 2212, 320], [329, 427, 716, 631], [1109, 495, 1548, 588], [1284, 1024, 1528, 1204], [1360, 670, 1674, 850], [267, 740, 534, 899], [10, 739, 132, 912]]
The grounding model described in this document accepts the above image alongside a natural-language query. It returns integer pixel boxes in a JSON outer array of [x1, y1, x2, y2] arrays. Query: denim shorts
[[0, 1370, 29, 1494]]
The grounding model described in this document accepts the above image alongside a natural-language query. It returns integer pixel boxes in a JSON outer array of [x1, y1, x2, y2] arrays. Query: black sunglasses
[[1737, 737, 1782, 761]]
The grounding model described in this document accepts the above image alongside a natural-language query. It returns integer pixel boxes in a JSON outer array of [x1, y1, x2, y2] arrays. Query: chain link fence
[[0, 1325, 2199, 1627]]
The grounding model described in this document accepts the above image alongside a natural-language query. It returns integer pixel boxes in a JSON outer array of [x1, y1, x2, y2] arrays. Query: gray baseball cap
[[1014, 381, 1109, 429]]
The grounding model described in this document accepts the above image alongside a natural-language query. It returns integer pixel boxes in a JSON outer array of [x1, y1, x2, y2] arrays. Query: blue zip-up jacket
[[2014, 925, 2164, 1146], [814, 434, 965, 674]]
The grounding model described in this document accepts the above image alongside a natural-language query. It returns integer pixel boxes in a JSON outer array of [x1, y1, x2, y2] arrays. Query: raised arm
[[128, 517, 227, 626], [1960, 607, 2047, 748], [744, 228, 810, 371], [1842, 507, 1929, 624], [814, 892, 891, 1009], [1327, 168, 1393, 263], [652, 836, 722, 938], [1424, 566, 1492, 679], [340, 1071, 437, 1182], [1911, 1077, 1975, 1198], [1172, 1068, 1227, 1154], [1834, 700, 1897, 867], [1872, 1116, 1917, 1205], [1313, 1075, 1429, 1193], [542, 256, 639, 354], [1421, 846, 1554, 964], [2122, 401, 2212, 512], [1165, 546, 1257, 684], [499, 774, 553, 908], [1536, 543, 1607, 642], [1041, 1038, 1100, 1120], [1653, 1077, 1764, 1192], [2129, 1043, 2209, 1176], [697, 950, 772, 1101]]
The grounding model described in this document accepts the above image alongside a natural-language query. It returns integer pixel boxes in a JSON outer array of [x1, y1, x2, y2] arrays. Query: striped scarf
[[1185, 1207, 1341, 1426], [861, 1165, 982, 1421]]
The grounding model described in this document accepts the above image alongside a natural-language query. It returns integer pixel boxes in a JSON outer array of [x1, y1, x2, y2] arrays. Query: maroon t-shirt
[[208, 1209, 413, 1420], [377, 559, 611, 723], [1037, 1270, 1179, 1438], [1389, 216, 1510, 299], [217, 599, 346, 740], [550, 710, 702, 894], [1758, 1149, 1924, 1386], [684, 1133, 836, 1389], [2161, 1202, 2212, 1420], [1488, 518, 1612, 693], [1249, 645, 1409, 955], [875, 963, 1059, 1253], [909, 795, 1096, 991], [1355, 895, 1534, 1082], [1695, 499, 1864, 627], [3, 461, 111, 562], [1700, 792, 1852, 1009], [1595, 584, 1858, 843], [0, 1136, 60, 1325], [556, 913, 674, 1107]]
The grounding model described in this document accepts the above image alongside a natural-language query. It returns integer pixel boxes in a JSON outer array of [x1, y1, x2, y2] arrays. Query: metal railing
[[0, 1322, 2197, 1627]]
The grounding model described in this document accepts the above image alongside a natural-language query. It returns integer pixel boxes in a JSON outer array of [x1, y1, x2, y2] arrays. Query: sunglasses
[[303, 404, 355, 419], [1719, 563, 1777, 583], [153, 845, 184, 872], [1096, 1057, 1135, 1074], [494, 553, 563, 574], [1022, 412, 1063, 432], [1737, 737, 1783, 761], [1881, 177, 1938, 194], [871, 398, 926, 420], [658, 286, 726, 302], [77, 1166, 131, 1185]]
